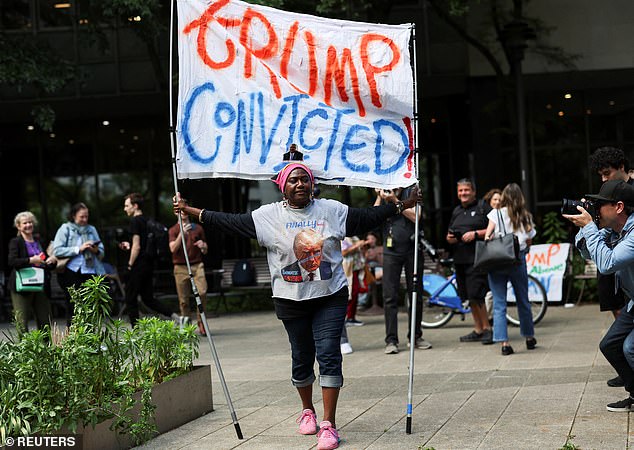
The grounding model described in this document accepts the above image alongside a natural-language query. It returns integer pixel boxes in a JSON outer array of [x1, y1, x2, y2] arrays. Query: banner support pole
[[406, 22, 422, 435], [168, 0, 243, 439]]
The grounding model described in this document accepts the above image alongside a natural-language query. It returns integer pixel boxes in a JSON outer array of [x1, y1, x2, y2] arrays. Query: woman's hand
[[28, 255, 45, 266], [402, 186, 421, 210], [173, 192, 187, 213]]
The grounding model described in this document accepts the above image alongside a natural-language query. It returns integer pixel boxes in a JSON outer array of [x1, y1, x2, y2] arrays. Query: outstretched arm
[[346, 187, 420, 236], [173, 193, 256, 239]]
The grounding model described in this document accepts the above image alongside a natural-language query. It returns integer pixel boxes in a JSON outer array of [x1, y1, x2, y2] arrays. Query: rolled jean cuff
[[319, 374, 343, 388], [292, 374, 315, 388]]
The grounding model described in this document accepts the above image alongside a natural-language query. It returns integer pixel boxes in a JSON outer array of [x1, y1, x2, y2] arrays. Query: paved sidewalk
[[137, 304, 628, 450]]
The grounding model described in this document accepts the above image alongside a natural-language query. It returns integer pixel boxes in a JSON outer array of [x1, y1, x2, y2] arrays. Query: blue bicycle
[[420, 244, 548, 329]]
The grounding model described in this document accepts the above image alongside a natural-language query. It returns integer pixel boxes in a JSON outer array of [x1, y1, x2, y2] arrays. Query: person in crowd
[[52, 202, 106, 325], [7, 211, 54, 332], [120, 193, 181, 327], [446, 178, 493, 344], [360, 231, 383, 312], [589, 146, 632, 387], [341, 235, 367, 326], [484, 188, 502, 209], [484, 183, 537, 355], [563, 179, 634, 411], [376, 187, 430, 355], [169, 209, 209, 335], [173, 162, 420, 450]]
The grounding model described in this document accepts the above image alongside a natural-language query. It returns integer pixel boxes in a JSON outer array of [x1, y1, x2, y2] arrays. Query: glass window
[[39, 0, 74, 28], [533, 146, 588, 203], [1, 0, 32, 30]]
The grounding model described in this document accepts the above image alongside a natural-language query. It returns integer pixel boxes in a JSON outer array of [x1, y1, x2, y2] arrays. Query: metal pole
[[168, 0, 243, 439], [515, 59, 530, 207], [406, 23, 422, 435]]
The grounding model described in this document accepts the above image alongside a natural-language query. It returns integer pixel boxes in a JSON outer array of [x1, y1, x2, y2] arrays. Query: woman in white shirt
[[484, 183, 537, 356]]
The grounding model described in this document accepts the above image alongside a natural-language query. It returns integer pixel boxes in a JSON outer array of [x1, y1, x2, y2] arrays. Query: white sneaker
[[340, 342, 353, 354], [407, 338, 432, 350], [385, 343, 399, 354]]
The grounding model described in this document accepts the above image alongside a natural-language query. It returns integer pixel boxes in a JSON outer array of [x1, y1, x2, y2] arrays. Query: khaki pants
[[10, 290, 51, 332], [173, 262, 208, 319]]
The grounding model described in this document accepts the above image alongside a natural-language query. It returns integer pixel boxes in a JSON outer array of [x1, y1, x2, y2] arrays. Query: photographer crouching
[[563, 180, 634, 412]]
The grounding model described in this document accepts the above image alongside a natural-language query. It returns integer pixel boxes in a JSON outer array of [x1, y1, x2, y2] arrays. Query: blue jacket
[[52, 222, 106, 275], [576, 213, 634, 301]]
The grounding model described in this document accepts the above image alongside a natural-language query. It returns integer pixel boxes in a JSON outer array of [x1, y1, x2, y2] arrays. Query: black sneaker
[[501, 345, 514, 356], [460, 330, 483, 342], [481, 329, 493, 345], [607, 397, 634, 412], [526, 337, 537, 350], [607, 376, 625, 387]]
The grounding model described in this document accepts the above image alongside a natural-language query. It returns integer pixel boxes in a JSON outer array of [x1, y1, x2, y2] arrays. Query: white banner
[[176, 0, 415, 188], [507, 243, 570, 302]]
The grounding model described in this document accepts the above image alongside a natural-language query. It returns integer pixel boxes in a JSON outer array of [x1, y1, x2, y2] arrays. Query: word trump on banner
[[176, 0, 415, 188], [506, 243, 571, 303]]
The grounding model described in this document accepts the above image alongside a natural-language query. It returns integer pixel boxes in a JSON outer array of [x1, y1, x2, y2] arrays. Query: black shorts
[[454, 263, 489, 305], [597, 273, 627, 312]]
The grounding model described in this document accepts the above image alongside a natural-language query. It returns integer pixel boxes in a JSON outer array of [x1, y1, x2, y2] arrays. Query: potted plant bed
[[0, 277, 209, 448]]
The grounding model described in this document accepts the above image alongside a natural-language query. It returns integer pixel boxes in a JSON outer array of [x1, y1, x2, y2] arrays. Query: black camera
[[561, 198, 596, 217]]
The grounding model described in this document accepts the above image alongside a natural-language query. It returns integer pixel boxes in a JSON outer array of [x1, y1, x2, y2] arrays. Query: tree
[[0, 34, 75, 131], [426, 0, 580, 132]]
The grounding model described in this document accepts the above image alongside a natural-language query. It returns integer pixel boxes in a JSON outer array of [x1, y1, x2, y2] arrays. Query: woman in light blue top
[[52, 202, 105, 325], [484, 183, 537, 356]]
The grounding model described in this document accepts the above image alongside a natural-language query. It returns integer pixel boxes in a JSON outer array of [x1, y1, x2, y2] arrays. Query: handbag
[[362, 265, 376, 286], [16, 267, 45, 292], [473, 209, 520, 272], [47, 242, 69, 273]]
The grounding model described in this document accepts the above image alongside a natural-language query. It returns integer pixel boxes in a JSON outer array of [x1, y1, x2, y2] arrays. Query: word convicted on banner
[[176, 0, 415, 188]]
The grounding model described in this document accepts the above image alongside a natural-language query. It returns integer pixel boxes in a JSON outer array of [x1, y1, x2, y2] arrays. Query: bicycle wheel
[[506, 274, 548, 326], [421, 290, 454, 328]]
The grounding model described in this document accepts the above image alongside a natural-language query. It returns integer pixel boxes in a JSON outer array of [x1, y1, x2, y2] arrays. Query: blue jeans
[[281, 295, 347, 388], [488, 253, 534, 342], [600, 300, 634, 395]]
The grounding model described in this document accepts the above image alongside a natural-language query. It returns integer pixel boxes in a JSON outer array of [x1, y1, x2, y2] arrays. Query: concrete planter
[[72, 365, 213, 450]]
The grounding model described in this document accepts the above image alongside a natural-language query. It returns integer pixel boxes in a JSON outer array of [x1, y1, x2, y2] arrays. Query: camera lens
[[561, 198, 582, 215]]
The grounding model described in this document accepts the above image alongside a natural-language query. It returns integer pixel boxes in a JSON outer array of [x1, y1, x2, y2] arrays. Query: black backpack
[[145, 218, 170, 264], [232, 260, 256, 287]]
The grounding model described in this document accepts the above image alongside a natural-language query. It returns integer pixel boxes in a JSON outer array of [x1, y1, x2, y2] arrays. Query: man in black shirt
[[377, 186, 431, 354], [120, 193, 179, 327], [446, 179, 493, 343]]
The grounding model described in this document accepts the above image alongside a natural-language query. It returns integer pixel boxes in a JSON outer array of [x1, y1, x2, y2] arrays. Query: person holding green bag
[[7, 211, 54, 332]]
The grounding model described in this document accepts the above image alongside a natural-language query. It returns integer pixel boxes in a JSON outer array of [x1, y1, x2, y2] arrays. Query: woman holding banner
[[174, 161, 418, 449]]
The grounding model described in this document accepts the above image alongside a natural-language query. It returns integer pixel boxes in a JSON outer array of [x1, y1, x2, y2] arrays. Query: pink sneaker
[[297, 409, 317, 435], [316, 421, 340, 449]]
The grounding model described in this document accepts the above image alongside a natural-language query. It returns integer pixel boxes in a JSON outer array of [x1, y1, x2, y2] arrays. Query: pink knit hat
[[273, 163, 315, 193]]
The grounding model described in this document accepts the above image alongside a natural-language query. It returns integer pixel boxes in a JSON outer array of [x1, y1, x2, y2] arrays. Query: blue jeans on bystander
[[488, 251, 534, 343]]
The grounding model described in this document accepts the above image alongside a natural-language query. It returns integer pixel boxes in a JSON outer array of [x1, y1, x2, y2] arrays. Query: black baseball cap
[[586, 180, 634, 206]]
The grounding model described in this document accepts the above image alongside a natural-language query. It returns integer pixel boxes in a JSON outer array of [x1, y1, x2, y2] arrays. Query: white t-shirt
[[487, 207, 536, 251], [252, 198, 349, 301]]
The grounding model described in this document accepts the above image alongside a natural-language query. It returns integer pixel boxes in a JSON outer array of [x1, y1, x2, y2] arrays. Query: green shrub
[[0, 276, 199, 446]]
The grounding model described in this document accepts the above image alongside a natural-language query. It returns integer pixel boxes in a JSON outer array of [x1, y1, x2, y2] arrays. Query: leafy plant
[[538, 211, 568, 244], [0, 276, 199, 446], [559, 434, 579, 450]]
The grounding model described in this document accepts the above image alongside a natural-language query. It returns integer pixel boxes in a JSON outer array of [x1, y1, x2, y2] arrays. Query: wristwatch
[[395, 201, 404, 214]]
